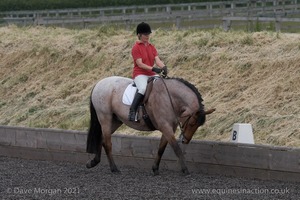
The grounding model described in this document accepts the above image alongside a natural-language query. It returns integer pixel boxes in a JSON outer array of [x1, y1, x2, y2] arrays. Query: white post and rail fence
[[1, 0, 300, 31]]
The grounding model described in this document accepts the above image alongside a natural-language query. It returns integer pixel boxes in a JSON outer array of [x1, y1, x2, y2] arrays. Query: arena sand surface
[[0, 156, 299, 200]]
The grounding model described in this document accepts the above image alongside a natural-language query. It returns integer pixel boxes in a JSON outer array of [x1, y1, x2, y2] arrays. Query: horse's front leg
[[152, 135, 168, 175], [164, 133, 189, 175]]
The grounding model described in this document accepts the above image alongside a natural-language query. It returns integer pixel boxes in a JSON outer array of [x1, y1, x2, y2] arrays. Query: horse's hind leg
[[102, 117, 122, 173], [102, 135, 120, 173], [86, 145, 102, 168]]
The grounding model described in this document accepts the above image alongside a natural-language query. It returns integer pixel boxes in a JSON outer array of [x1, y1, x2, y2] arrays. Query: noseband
[[178, 114, 192, 143]]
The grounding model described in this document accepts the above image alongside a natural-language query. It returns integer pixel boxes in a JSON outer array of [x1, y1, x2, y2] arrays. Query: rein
[[160, 77, 193, 142]]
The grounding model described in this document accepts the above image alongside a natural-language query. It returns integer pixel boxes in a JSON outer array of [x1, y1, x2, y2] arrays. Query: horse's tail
[[86, 97, 102, 154]]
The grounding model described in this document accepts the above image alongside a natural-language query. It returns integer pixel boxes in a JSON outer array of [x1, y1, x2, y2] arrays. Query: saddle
[[122, 77, 158, 130]]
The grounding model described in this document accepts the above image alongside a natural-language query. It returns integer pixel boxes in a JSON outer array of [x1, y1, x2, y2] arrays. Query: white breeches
[[134, 75, 152, 95]]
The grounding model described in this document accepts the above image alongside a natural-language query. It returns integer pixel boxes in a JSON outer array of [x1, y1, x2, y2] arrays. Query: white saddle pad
[[122, 84, 137, 105]]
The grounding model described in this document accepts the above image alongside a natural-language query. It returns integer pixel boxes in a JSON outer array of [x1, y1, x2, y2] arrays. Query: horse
[[86, 76, 215, 175]]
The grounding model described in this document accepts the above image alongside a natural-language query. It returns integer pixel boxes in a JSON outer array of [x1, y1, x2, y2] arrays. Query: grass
[[0, 25, 299, 147]]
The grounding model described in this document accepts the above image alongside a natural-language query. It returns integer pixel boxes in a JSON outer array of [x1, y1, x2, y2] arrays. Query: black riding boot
[[128, 93, 144, 121]]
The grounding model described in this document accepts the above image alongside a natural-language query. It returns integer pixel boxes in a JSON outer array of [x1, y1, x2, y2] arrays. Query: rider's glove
[[152, 67, 162, 74]]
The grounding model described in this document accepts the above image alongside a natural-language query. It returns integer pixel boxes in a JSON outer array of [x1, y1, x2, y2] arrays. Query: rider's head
[[136, 22, 152, 39]]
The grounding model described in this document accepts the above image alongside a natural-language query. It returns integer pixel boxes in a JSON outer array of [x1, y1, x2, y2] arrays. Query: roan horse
[[86, 76, 215, 175]]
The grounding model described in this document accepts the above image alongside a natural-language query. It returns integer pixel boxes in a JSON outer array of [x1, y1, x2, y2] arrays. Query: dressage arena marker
[[231, 123, 254, 144]]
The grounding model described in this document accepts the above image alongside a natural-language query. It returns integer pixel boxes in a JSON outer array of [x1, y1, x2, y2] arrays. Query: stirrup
[[128, 111, 136, 121], [134, 112, 139, 122], [128, 110, 139, 122]]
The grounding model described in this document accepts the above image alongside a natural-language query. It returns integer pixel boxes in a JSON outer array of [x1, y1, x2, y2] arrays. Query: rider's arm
[[136, 58, 153, 70], [154, 56, 165, 68]]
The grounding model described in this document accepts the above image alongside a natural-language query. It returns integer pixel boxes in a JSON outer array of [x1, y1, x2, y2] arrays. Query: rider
[[128, 22, 167, 121]]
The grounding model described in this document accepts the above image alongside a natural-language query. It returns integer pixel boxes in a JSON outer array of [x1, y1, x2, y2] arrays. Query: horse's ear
[[205, 108, 216, 115]]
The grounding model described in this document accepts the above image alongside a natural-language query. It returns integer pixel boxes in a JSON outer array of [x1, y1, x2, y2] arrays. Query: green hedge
[[0, 0, 221, 12]]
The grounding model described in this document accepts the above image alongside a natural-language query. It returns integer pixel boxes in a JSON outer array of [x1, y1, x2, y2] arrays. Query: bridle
[[178, 113, 196, 143], [160, 77, 197, 143]]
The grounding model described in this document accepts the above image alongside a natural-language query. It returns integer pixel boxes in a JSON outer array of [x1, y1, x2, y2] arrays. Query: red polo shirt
[[131, 41, 158, 78]]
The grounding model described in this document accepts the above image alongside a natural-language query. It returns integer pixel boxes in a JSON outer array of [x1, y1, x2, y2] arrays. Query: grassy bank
[[0, 25, 299, 147]]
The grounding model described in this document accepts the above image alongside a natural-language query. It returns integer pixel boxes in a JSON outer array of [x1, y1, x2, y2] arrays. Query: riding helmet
[[136, 22, 152, 35]]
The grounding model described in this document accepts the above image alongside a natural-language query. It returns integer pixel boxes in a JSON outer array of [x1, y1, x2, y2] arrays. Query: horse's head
[[180, 108, 216, 144], [159, 77, 216, 144]]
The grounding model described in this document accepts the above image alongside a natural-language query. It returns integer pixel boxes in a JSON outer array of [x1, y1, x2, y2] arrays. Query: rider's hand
[[161, 66, 168, 78], [152, 67, 162, 74]]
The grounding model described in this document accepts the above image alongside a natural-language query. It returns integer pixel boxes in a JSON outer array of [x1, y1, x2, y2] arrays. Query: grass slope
[[0, 25, 299, 147]]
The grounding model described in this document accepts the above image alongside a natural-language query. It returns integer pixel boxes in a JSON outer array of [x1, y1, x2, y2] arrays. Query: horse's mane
[[167, 77, 204, 109]]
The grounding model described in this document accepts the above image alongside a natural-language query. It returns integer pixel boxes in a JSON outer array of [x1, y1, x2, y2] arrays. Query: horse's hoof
[[183, 173, 191, 177], [152, 167, 159, 175], [153, 170, 159, 176], [86, 159, 100, 169], [111, 168, 121, 174], [152, 166, 159, 176], [182, 168, 190, 176]]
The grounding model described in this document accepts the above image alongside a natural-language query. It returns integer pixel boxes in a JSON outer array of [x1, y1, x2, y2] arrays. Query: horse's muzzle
[[179, 133, 188, 144]]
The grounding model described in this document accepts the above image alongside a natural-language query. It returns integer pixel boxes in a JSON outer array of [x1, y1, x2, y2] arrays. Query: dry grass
[[0, 25, 299, 147]]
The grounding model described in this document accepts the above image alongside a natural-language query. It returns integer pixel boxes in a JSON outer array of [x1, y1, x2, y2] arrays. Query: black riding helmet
[[136, 22, 152, 35]]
